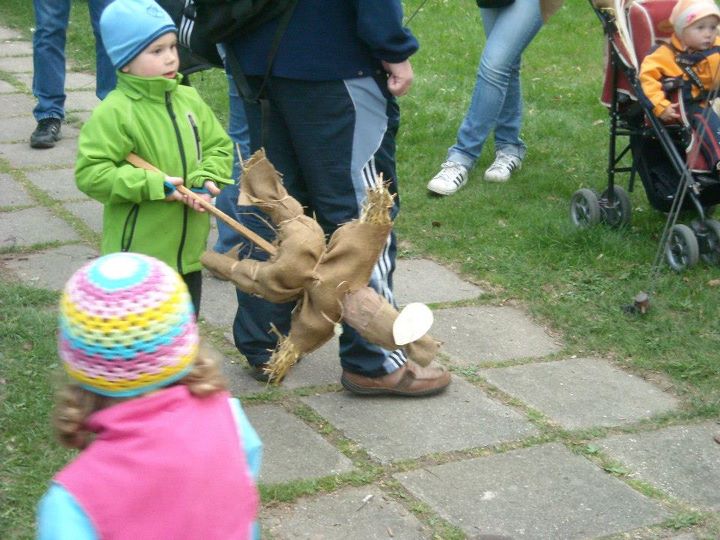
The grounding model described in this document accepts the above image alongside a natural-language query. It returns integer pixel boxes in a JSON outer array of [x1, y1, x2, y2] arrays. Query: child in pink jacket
[[37, 252, 261, 539]]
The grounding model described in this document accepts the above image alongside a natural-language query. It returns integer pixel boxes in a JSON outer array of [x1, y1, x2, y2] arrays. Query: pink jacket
[[55, 386, 258, 539]]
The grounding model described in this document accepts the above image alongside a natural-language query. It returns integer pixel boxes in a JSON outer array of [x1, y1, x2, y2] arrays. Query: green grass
[[0, 282, 73, 539], [396, 0, 720, 414], [2, 1, 720, 538]]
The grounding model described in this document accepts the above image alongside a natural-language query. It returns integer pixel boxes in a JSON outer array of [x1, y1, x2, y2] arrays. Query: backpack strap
[[659, 41, 720, 104], [223, 0, 298, 104]]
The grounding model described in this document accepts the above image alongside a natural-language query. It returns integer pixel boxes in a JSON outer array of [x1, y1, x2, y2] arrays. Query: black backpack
[[157, 0, 297, 98]]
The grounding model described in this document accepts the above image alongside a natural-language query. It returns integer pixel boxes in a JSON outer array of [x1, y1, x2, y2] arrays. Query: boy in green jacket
[[75, 0, 233, 314]]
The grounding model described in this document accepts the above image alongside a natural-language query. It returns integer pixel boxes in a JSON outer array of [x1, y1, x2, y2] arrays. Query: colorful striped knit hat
[[58, 252, 199, 397]]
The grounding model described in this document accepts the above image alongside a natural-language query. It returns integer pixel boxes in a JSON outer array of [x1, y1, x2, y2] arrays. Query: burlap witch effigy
[[201, 150, 440, 383]]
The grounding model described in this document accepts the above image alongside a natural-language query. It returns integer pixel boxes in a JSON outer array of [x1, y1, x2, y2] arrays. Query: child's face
[[681, 15, 720, 50], [122, 32, 179, 78]]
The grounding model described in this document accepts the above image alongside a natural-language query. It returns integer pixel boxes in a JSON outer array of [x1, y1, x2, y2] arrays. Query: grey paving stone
[[65, 90, 100, 113], [394, 258, 482, 305], [0, 115, 39, 143], [245, 404, 354, 485], [0, 56, 32, 73], [68, 110, 92, 125], [283, 337, 342, 389], [64, 200, 103, 234], [26, 168, 85, 201], [0, 173, 33, 206], [0, 115, 79, 148], [301, 376, 538, 463], [395, 443, 670, 540], [0, 80, 17, 94], [0, 138, 78, 169], [0, 207, 78, 248], [200, 272, 238, 329], [598, 422, 720, 509], [207, 222, 218, 249], [219, 348, 273, 397], [0, 29, 23, 40], [13, 71, 98, 93], [0, 40, 32, 57], [12, 72, 33, 90], [432, 305, 562, 366], [0, 93, 35, 118], [1, 244, 98, 290], [481, 357, 680, 430], [202, 271, 341, 388], [261, 485, 432, 539], [65, 72, 98, 91]]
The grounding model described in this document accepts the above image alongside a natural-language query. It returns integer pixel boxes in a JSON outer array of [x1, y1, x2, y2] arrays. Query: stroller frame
[[571, 0, 720, 271]]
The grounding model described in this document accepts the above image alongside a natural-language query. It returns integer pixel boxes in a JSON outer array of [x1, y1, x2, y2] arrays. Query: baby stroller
[[570, 0, 720, 271]]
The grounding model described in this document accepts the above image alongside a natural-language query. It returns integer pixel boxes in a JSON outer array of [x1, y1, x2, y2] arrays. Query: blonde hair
[[53, 343, 228, 449]]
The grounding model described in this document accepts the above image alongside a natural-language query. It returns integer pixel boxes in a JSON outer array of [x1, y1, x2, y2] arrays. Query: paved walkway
[[1, 27, 718, 540]]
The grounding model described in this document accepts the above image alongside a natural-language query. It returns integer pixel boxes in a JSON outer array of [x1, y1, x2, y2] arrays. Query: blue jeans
[[213, 47, 251, 254], [32, 0, 116, 121], [447, 0, 543, 169]]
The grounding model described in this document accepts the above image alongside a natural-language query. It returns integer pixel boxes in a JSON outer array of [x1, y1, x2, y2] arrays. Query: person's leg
[[32, 0, 70, 122], [88, 0, 116, 99], [231, 79, 297, 368], [213, 55, 252, 254], [181, 270, 203, 317], [490, 0, 542, 160], [447, 0, 542, 169], [231, 216, 295, 369], [689, 106, 720, 171], [264, 77, 406, 377]]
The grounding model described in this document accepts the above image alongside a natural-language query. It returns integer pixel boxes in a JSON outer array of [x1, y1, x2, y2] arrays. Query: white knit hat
[[670, 0, 720, 36]]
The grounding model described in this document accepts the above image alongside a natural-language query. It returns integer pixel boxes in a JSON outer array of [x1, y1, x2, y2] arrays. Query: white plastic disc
[[392, 302, 433, 346]]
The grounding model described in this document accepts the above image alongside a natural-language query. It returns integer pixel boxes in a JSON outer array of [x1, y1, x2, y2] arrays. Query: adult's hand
[[382, 60, 414, 97]]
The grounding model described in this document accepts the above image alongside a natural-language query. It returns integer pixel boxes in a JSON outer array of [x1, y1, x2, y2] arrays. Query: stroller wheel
[[665, 224, 699, 272], [600, 186, 632, 228], [570, 189, 601, 228], [696, 219, 720, 266]]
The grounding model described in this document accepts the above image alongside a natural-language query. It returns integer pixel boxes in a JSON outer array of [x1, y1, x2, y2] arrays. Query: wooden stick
[[125, 152, 276, 255]]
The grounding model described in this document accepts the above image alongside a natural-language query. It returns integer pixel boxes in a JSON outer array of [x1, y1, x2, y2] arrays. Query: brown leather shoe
[[341, 361, 451, 397]]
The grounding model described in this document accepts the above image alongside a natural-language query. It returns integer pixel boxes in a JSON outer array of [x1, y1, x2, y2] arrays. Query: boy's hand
[[660, 103, 680, 122], [203, 180, 221, 197], [164, 176, 184, 202], [184, 181, 220, 213]]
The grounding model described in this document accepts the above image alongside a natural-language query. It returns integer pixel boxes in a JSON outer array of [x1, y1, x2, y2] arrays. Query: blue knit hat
[[100, 0, 177, 69]]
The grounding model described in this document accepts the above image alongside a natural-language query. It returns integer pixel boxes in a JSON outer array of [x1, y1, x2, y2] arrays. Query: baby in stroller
[[571, 0, 720, 271], [640, 0, 720, 171]]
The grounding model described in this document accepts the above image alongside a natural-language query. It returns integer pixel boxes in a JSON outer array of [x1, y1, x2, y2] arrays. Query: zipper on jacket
[[120, 204, 140, 252], [165, 91, 190, 275], [187, 113, 202, 163]]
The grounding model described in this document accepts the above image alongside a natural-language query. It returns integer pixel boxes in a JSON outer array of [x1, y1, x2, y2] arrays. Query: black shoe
[[250, 364, 270, 383], [30, 118, 62, 149]]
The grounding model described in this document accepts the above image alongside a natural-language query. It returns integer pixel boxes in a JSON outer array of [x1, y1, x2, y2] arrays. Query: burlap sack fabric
[[201, 150, 440, 382]]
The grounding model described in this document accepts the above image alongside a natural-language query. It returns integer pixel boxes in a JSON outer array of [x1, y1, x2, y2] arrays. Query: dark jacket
[[231, 0, 418, 81]]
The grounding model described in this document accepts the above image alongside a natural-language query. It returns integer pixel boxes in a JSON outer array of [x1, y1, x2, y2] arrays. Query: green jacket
[[76, 72, 233, 275]]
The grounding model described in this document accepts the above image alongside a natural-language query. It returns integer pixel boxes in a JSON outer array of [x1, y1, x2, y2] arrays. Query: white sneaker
[[484, 151, 522, 182], [427, 161, 469, 196]]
